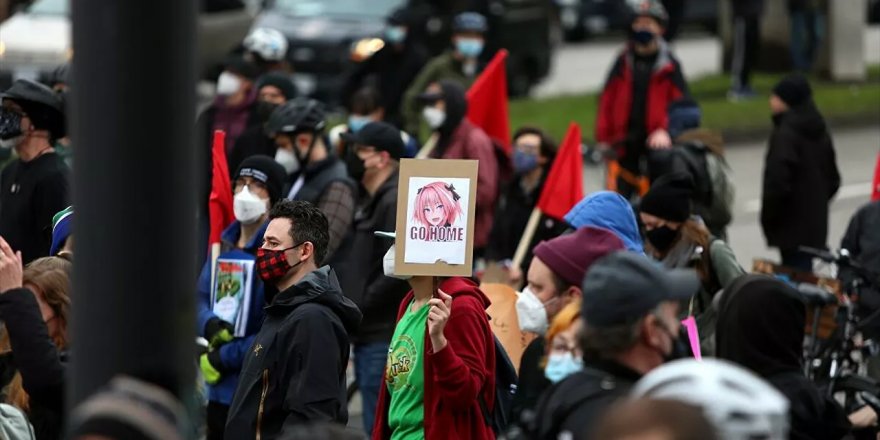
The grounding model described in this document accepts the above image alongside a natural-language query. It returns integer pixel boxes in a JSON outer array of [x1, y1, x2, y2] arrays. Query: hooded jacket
[[429, 80, 499, 250], [401, 51, 478, 136], [225, 266, 362, 440], [196, 220, 270, 405], [716, 275, 851, 440], [372, 277, 496, 440], [761, 102, 840, 251], [564, 191, 644, 253]]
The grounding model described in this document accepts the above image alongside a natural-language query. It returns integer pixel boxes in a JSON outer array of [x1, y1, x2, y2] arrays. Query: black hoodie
[[761, 101, 840, 250], [716, 274, 850, 440], [224, 266, 362, 440], [433, 80, 469, 156]]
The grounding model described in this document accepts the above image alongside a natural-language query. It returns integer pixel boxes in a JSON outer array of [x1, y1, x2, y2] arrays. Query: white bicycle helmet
[[243, 27, 289, 62], [631, 359, 790, 440]]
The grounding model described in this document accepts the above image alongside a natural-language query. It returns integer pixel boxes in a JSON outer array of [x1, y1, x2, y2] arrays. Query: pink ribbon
[[681, 316, 702, 361]]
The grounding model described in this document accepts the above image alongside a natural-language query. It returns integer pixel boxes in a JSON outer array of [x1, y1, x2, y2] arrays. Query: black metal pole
[[70, 0, 197, 405]]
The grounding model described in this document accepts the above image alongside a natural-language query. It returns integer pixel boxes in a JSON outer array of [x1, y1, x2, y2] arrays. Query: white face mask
[[233, 185, 269, 225], [422, 106, 446, 129], [382, 244, 412, 280], [516, 286, 550, 335], [216, 71, 242, 96], [274, 148, 300, 175]]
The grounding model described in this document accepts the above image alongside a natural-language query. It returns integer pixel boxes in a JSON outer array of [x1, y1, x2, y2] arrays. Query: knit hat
[[532, 226, 626, 287], [639, 172, 695, 223], [224, 56, 261, 81], [257, 73, 298, 100], [235, 155, 287, 204], [50, 206, 73, 256], [667, 98, 701, 139], [772, 74, 812, 108]]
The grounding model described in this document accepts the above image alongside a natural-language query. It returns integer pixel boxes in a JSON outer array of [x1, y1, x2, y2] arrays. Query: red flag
[[537, 122, 584, 220], [208, 130, 234, 250], [466, 49, 510, 153], [872, 151, 880, 202]]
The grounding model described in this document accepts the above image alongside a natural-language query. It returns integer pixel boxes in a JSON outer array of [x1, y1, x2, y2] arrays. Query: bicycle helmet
[[627, 0, 669, 25], [453, 12, 488, 33], [264, 97, 327, 137], [243, 27, 289, 62], [631, 359, 790, 440]]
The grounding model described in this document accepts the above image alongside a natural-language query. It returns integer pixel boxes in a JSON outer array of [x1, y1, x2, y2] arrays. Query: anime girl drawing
[[412, 181, 463, 228]]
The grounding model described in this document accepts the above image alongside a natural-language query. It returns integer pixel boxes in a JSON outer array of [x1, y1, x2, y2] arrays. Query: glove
[[200, 352, 222, 386], [204, 318, 234, 349]]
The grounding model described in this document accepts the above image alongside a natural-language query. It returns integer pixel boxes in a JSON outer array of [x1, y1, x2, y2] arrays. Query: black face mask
[[256, 101, 280, 123], [646, 226, 680, 253], [656, 321, 690, 362], [631, 29, 655, 46], [344, 151, 366, 182], [0, 108, 24, 141]]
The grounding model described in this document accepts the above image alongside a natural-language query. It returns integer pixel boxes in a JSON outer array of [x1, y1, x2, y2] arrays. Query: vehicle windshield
[[272, 0, 402, 19], [28, 0, 69, 15]]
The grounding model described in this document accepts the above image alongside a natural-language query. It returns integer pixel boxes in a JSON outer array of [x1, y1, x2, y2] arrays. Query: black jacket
[[841, 201, 880, 337], [731, 0, 765, 17], [510, 337, 551, 429], [0, 288, 66, 440], [335, 172, 410, 343], [530, 360, 641, 440], [761, 102, 840, 251], [224, 267, 361, 440]]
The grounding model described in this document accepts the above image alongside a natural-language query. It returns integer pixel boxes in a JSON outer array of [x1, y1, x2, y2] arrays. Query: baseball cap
[[341, 121, 406, 160], [582, 251, 699, 327]]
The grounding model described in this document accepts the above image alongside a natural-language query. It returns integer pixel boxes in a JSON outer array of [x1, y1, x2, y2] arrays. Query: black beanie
[[257, 73, 298, 100], [236, 155, 287, 204], [772, 74, 812, 108], [640, 172, 695, 223], [224, 56, 261, 81]]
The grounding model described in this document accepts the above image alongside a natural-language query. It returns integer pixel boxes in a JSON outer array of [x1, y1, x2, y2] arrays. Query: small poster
[[395, 159, 478, 277], [211, 258, 255, 337]]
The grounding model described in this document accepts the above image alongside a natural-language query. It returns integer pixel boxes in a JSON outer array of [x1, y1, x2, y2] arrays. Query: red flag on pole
[[466, 49, 510, 153], [208, 130, 234, 251], [872, 151, 880, 202], [537, 122, 584, 221]]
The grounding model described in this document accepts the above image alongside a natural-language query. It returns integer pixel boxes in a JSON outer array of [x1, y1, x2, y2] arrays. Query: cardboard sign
[[394, 159, 478, 277]]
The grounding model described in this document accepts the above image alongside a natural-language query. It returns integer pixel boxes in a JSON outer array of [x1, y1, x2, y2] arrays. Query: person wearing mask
[[370, 250, 496, 440], [761, 74, 840, 272], [225, 200, 362, 438], [639, 172, 743, 354], [542, 300, 583, 385], [196, 156, 286, 440], [595, 0, 688, 199], [242, 27, 291, 75], [0, 79, 69, 265], [334, 122, 411, 434], [512, 227, 625, 429], [0, 247, 71, 440], [264, 98, 357, 264], [49, 206, 73, 259], [228, 73, 298, 176], [341, 7, 429, 130], [715, 274, 875, 439], [530, 251, 699, 440], [401, 12, 488, 136], [728, 0, 765, 100], [328, 87, 418, 159], [564, 191, 645, 254], [487, 127, 566, 284], [418, 80, 499, 257]]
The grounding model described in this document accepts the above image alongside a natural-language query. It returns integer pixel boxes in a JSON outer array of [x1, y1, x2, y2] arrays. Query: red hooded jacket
[[372, 277, 496, 440], [595, 43, 688, 151]]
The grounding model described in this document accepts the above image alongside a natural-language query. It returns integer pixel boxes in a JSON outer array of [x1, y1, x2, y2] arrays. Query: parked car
[[557, 0, 717, 41]]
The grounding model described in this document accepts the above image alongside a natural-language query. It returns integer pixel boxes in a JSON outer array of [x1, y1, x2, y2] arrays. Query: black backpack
[[479, 335, 519, 435]]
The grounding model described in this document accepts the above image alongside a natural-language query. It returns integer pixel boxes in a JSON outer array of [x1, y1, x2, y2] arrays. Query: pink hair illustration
[[412, 181, 463, 228]]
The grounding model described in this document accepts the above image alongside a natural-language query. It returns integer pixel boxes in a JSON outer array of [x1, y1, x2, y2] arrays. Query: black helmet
[[50, 64, 71, 88], [629, 0, 668, 25], [264, 97, 327, 137]]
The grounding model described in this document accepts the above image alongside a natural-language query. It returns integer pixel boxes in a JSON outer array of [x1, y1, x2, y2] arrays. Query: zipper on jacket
[[256, 369, 269, 440]]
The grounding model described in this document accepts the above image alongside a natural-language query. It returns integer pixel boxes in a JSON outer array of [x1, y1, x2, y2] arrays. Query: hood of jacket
[[437, 79, 468, 137], [775, 100, 828, 138], [716, 274, 805, 377], [267, 266, 362, 334], [564, 191, 644, 253]]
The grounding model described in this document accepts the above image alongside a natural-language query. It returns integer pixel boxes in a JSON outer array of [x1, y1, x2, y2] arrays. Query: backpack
[[479, 335, 519, 435], [674, 142, 735, 232]]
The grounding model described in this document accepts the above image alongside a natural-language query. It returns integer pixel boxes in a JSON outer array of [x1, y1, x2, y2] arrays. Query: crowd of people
[[0, 0, 877, 439]]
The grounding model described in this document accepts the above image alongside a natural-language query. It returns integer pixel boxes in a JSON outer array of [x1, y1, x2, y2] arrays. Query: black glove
[[204, 318, 235, 348]]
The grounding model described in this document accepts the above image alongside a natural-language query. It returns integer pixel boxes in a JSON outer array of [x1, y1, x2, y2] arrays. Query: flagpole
[[512, 207, 543, 270], [415, 133, 439, 159]]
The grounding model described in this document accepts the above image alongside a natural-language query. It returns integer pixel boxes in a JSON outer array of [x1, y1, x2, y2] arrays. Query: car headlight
[[350, 38, 384, 62]]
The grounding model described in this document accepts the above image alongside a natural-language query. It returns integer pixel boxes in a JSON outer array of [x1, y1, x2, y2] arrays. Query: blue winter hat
[[667, 98, 701, 139], [564, 191, 644, 254], [50, 206, 73, 256]]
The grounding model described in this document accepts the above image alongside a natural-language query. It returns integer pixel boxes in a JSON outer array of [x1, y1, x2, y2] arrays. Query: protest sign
[[394, 159, 478, 277]]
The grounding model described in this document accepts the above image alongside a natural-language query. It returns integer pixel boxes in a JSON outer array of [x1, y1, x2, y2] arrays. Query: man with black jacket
[[225, 200, 361, 439], [761, 74, 840, 272], [335, 121, 411, 434]]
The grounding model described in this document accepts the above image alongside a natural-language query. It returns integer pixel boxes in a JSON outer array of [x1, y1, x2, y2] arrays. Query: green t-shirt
[[386, 301, 430, 440]]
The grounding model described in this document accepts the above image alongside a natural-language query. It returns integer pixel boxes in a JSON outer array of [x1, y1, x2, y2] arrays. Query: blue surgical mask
[[348, 116, 370, 133], [456, 38, 484, 58], [632, 29, 655, 45], [513, 149, 539, 174], [544, 353, 583, 383], [385, 26, 407, 44]]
